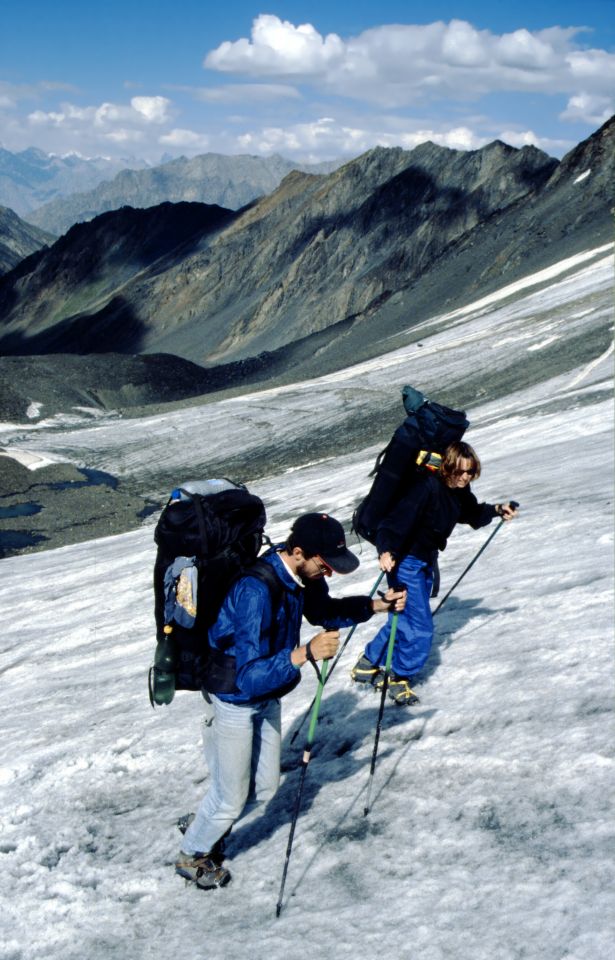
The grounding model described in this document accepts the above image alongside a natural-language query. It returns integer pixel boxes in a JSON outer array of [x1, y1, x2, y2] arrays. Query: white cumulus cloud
[[20, 94, 175, 160], [494, 28, 558, 69], [131, 95, 171, 123], [219, 113, 580, 163], [205, 14, 345, 76], [104, 128, 145, 144], [560, 92, 615, 125], [159, 128, 210, 150], [440, 20, 489, 67], [28, 96, 172, 131], [235, 117, 489, 159], [204, 15, 615, 111], [28, 109, 64, 126]]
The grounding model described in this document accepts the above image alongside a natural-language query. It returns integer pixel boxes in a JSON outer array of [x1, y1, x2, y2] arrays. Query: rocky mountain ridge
[[0, 147, 148, 217], [0, 138, 558, 355], [0, 118, 613, 406], [25, 152, 342, 236]]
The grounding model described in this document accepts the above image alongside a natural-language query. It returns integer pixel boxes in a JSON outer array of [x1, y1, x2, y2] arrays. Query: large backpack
[[149, 479, 281, 707], [352, 386, 470, 545]]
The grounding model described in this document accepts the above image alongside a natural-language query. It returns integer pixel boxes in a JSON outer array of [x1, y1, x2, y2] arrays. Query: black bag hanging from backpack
[[149, 479, 268, 706], [352, 386, 470, 545]]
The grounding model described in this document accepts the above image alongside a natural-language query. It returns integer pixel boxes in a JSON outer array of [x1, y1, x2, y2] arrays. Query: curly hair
[[439, 440, 482, 482]]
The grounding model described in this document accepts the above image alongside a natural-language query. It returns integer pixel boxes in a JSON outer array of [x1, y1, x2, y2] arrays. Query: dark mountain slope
[[0, 201, 237, 353], [0, 206, 55, 274], [450, 115, 614, 290], [0, 351, 280, 422]]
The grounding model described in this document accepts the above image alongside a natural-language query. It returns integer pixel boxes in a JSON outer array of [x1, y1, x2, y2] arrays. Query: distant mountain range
[[25, 152, 342, 236], [0, 206, 55, 274], [0, 117, 612, 420], [0, 147, 149, 218]]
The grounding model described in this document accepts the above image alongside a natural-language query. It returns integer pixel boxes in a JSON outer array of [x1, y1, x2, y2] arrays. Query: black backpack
[[149, 479, 281, 706], [352, 386, 470, 545]]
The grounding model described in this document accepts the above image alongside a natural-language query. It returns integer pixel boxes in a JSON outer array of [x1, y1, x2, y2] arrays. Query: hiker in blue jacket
[[351, 441, 518, 705], [176, 511, 406, 891]]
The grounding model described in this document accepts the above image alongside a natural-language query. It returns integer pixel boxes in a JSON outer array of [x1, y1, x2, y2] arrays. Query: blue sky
[[1, 1, 614, 162]]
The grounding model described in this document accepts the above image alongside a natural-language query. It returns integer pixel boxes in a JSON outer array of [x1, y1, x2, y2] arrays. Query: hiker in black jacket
[[351, 441, 518, 704]]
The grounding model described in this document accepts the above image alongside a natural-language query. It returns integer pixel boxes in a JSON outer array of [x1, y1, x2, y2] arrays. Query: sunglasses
[[313, 555, 333, 576], [452, 468, 476, 477]]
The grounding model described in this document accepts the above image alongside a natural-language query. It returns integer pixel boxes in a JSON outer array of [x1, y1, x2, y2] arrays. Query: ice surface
[[0, 244, 612, 483], [0, 248, 613, 960]]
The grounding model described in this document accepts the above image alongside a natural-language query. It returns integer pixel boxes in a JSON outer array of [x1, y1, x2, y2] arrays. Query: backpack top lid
[[171, 478, 242, 501], [402, 385, 426, 414], [401, 385, 469, 448], [352, 387, 470, 545], [154, 480, 266, 562]]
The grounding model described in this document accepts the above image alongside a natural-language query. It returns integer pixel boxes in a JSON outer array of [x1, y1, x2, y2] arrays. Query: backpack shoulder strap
[[246, 557, 294, 656], [247, 557, 286, 607], [191, 495, 209, 555]]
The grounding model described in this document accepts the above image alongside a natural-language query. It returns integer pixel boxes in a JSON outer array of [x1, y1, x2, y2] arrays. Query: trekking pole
[[276, 656, 329, 917], [432, 502, 519, 617], [290, 570, 386, 746], [363, 611, 399, 817]]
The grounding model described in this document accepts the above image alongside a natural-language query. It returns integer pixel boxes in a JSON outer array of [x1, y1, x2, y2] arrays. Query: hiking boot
[[175, 851, 232, 890], [375, 673, 420, 705], [176, 819, 230, 867], [351, 655, 383, 686]]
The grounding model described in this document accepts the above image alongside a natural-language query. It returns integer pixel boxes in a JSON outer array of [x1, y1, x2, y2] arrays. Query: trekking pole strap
[[305, 640, 322, 684]]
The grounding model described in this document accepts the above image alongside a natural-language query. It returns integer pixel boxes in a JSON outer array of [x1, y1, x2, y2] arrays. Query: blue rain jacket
[[209, 549, 373, 704]]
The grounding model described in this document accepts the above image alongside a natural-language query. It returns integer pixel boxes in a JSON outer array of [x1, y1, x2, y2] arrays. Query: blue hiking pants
[[364, 554, 434, 678]]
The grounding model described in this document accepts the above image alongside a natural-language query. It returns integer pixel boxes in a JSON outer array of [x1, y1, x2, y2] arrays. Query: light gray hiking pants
[[181, 695, 281, 856]]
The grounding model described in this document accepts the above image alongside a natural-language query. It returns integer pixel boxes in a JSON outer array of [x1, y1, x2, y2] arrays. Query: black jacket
[[376, 472, 497, 561]]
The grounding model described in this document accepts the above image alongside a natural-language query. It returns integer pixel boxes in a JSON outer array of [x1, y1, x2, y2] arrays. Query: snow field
[[0, 247, 613, 960]]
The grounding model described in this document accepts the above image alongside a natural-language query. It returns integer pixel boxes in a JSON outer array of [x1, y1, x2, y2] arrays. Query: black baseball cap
[[291, 513, 360, 574]]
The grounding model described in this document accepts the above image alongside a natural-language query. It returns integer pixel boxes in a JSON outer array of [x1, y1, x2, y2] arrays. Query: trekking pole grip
[[305, 640, 323, 683]]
